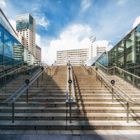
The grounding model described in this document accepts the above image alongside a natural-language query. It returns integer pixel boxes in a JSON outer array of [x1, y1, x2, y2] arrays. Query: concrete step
[[1, 120, 140, 130]]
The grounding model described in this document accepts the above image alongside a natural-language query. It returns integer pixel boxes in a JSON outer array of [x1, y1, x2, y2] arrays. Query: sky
[[0, 0, 140, 64]]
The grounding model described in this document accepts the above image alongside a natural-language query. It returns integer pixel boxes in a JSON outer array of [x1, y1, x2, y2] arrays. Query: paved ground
[[0, 134, 140, 140]]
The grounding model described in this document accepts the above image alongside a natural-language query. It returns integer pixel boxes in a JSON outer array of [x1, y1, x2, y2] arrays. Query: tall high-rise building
[[35, 45, 41, 63], [16, 14, 36, 56]]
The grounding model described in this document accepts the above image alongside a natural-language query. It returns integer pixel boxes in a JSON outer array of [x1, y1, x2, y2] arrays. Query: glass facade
[[0, 9, 24, 67], [16, 14, 34, 31], [96, 24, 140, 77]]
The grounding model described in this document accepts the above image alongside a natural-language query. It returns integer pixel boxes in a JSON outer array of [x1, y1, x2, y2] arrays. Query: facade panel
[[96, 24, 140, 76]]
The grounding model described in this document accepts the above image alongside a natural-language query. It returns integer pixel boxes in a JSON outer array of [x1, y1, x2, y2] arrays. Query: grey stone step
[[0, 120, 140, 130]]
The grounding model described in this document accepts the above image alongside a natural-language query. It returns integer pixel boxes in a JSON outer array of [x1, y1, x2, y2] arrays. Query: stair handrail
[[90, 66, 140, 123], [3, 67, 44, 104], [66, 64, 76, 103], [0, 65, 28, 79], [96, 62, 140, 80], [65, 64, 76, 124], [92, 66, 140, 104], [0, 62, 24, 74], [1, 66, 44, 123]]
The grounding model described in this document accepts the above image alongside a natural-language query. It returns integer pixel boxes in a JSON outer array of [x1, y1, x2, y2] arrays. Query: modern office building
[[35, 45, 41, 63], [0, 8, 24, 66], [0, 8, 41, 67], [56, 48, 89, 65], [96, 46, 106, 55], [16, 13, 36, 56], [96, 23, 140, 77]]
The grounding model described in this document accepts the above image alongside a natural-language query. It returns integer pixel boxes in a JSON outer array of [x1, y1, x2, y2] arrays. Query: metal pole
[[66, 104, 68, 126], [127, 102, 129, 123], [132, 76, 135, 86], [101, 77, 103, 86], [113, 67, 115, 75], [26, 89, 28, 103], [42, 73, 43, 80], [112, 88, 114, 102], [12, 102, 15, 123], [37, 78, 39, 87], [69, 104, 72, 123], [96, 73, 97, 81]]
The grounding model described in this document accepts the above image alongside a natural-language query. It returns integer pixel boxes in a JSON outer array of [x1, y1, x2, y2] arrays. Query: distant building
[[35, 45, 41, 63], [56, 48, 89, 65], [96, 46, 106, 55], [16, 13, 36, 56]]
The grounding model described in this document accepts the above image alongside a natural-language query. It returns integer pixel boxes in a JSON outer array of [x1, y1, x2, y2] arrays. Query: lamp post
[[89, 35, 96, 59]]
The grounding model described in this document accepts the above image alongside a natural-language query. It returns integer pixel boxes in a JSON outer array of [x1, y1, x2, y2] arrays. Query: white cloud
[[81, 0, 91, 12], [117, 0, 127, 5], [34, 15, 50, 30], [39, 24, 112, 65], [133, 16, 140, 28], [0, 0, 6, 8], [9, 18, 16, 30]]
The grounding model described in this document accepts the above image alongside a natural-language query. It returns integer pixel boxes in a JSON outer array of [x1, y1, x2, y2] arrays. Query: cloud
[[39, 24, 93, 64], [117, 0, 127, 5], [81, 0, 91, 12], [9, 18, 16, 30], [0, 0, 6, 8], [35, 15, 50, 30], [39, 24, 112, 65], [133, 16, 140, 28]]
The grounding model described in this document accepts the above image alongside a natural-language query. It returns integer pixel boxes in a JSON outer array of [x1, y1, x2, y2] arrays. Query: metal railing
[[95, 62, 140, 88], [0, 65, 27, 79], [85, 65, 140, 123], [1, 67, 44, 123], [65, 63, 76, 123], [0, 62, 25, 75], [0, 65, 40, 89]]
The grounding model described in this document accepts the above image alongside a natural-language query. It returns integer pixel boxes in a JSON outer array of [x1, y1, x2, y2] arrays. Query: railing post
[[112, 88, 114, 102], [101, 77, 103, 86], [95, 67, 98, 81], [126, 102, 129, 123], [41, 67, 44, 80], [25, 79, 30, 103], [113, 67, 115, 75], [132, 76, 135, 86], [37, 78, 39, 87], [110, 80, 115, 102], [69, 104, 72, 123], [42, 73, 43, 80], [66, 103, 68, 126], [107, 68, 108, 74], [12, 102, 15, 123], [26, 88, 28, 103]]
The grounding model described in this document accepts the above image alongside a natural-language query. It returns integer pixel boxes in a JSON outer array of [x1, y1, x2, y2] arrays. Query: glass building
[[16, 14, 34, 31], [0, 9, 38, 68], [96, 23, 140, 77], [0, 9, 24, 67]]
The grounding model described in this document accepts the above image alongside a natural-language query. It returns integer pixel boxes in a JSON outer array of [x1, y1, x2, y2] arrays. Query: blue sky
[[1, 0, 140, 64]]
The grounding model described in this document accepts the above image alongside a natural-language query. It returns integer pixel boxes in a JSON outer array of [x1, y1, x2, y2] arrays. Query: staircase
[[0, 65, 140, 134]]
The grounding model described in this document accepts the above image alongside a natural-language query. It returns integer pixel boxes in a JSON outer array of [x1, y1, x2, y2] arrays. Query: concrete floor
[[0, 130, 140, 140], [0, 134, 140, 140]]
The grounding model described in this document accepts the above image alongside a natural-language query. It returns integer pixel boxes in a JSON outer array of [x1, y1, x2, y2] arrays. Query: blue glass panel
[[4, 31, 13, 58], [136, 24, 140, 32]]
